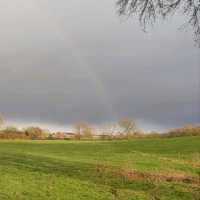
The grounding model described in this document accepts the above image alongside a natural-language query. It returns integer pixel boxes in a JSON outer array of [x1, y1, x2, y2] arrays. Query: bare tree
[[0, 114, 4, 129], [118, 118, 137, 138], [74, 123, 83, 140], [82, 123, 94, 139], [74, 122, 94, 139], [116, 0, 200, 46], [4, 126, 18, 132], [24, 127, 47, 140]]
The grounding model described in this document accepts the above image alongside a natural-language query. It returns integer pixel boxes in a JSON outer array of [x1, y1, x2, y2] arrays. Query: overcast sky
[[0, 0, 199, 131]]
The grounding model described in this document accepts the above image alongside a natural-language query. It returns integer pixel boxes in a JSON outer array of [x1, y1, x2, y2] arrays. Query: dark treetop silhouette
[[116, 0, 200, 46]]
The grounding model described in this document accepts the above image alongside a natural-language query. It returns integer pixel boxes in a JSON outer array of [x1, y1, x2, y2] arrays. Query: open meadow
[[0, 137, 200, 200]]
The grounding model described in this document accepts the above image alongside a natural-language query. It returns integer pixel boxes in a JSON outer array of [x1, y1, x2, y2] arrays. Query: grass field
[[0, 137, 200, 200]]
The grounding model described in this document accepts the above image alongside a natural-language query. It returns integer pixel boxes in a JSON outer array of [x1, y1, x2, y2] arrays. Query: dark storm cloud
[[0, 0, 199, 130]]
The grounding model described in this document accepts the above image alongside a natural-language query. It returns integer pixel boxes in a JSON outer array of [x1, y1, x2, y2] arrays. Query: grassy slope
[[0, 137, 200, 200]]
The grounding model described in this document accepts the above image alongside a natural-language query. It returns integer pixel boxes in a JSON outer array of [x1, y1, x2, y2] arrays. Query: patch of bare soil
[[95, 164, 200, 185]]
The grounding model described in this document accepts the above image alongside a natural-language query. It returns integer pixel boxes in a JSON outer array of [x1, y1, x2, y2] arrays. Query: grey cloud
[[0, 0, 199, 130]]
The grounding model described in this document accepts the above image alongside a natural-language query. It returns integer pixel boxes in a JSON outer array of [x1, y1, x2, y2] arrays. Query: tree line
[[0, 114, 200, 140]]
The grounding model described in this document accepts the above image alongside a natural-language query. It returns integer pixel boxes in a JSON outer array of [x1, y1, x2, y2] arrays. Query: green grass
[[0, 137, 200, 200]]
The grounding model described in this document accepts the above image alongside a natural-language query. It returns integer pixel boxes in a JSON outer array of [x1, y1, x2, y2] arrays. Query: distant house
[[64, 132, 76, 139], [51, 132, 75, 140], [93, 134, 111, 139]]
